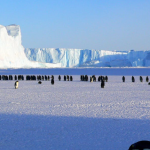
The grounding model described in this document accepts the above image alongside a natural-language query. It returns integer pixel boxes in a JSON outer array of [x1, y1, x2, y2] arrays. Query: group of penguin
[[14, 75, 74, 89], [80, 75, 108, 88], [14, 75, 55, 89], [58, 75, 73, 81], [122, 76, 149, 83], [8, 75, 150, 89]]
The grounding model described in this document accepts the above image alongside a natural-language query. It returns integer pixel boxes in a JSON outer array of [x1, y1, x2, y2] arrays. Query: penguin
[[15, 75, 17, 80], [38, 81, 42, 84], [58, 75, 61, 81], [14, 81, 19, 89], [128, 140, 150, 150], [132, 76, 135, 82], [139, 76, 143, 82], [67, 75, 69, 81], [101, 80, 105, 88], [122, 76, 125, 82], [146, 76, 149, 82], [51, 78, 54, 85], [90, 77, 93, 82], [105, 76, 108, 82], [45, 75, 47, 81], [70, 76, 73, 81], [64, 75, 66, 81]]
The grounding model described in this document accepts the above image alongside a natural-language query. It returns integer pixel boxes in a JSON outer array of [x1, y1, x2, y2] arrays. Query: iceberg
[[0, 24, 61, 68]]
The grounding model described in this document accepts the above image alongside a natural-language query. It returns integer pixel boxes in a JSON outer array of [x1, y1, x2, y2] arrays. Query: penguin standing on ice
[[101, 79, 105, 88], [51, 78, 54, 85], [122, 76, 125, 82], [58, 75, 61, 81], [14, 81, 19, 89], [132, 76, 135, 82], [90, 77, 93, 82], [146, 76, 149, 82]]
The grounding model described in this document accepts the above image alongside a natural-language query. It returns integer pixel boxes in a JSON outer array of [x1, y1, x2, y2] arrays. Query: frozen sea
[[0, 68, 150, 150]]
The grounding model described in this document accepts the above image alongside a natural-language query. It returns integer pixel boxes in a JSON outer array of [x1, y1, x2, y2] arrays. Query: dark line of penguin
[[0, 75, 149, 89], [58, 75, 73, 81], [81, 75, 150, 88], [0, 75, 73, 89], [122, 75, 149, 83]]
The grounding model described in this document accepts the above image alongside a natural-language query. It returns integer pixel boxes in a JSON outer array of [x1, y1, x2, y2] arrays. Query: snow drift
[[0, 24, 61, 68]]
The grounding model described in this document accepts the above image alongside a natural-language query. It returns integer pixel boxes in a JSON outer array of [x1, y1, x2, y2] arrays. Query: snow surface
[[25, 48, 150, 67], [0, 68, 150, 150], [0, 25, 61, 68]]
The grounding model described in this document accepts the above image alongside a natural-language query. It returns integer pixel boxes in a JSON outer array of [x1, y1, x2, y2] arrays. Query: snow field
[[0, 75, 150, 149]]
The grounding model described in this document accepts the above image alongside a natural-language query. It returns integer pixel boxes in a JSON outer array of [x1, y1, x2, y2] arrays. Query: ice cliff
[[1, 24, 150, 68], [0, 24, 61, 68], [25, 48, 150, 67]]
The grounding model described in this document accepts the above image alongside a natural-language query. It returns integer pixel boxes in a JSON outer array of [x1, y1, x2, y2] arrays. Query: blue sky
[[0, 0, 150, 50]]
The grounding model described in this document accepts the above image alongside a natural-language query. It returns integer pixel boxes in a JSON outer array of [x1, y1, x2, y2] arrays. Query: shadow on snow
[[0, 114, 149, 150]]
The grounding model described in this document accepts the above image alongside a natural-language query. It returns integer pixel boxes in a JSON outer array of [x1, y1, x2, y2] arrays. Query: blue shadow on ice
[[0, 114, 149, 150]]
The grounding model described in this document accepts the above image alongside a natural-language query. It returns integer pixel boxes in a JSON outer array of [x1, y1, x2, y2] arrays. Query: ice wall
[[0, 24, 61, 68], [25, 48, 150, 67], [1, 24, 150, 68]]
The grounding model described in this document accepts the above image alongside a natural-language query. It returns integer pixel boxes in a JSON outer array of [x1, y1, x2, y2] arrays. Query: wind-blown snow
[[0, 25, 61, 68], [25, 48, 150, 67]]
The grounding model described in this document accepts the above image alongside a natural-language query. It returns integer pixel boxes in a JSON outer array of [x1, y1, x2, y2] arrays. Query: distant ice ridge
[[25, 48, 150, 67], [0, 24, 61, 68]]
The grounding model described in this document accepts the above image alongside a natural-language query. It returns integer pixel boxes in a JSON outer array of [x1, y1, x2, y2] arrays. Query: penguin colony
[[0, 75, 149, 89], [80, 75, 108, 88]]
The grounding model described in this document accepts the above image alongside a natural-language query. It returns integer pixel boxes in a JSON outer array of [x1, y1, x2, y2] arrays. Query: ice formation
[[25, 48, 150, 67], [0, 24, 150, 68], [0, 24, 61, 68]]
